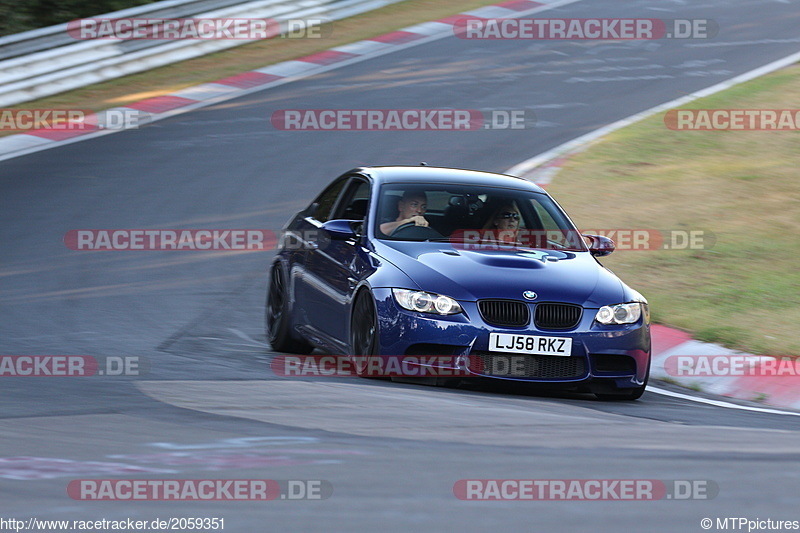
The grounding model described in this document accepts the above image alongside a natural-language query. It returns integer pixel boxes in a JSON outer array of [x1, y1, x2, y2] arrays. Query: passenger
[[483, 203, 521, 243]]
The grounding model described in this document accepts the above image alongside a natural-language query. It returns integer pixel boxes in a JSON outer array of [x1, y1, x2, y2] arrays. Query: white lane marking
[[228, 328, 269, 347], [647, 386, 800, 417], [463, 6, 519, 18], [688, 38, 800, 48], [566, 74, 674, 83], [506, 48, 800, 178], [150, 436, 318, 449]]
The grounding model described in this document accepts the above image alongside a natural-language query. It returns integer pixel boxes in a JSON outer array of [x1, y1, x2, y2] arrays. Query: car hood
[[373, 241, 629, 307]]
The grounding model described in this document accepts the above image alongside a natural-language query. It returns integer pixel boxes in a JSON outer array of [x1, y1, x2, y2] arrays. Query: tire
[[265, 264, 313, 354], [349, 289, 386, 379], [594, 358, 650, 401]]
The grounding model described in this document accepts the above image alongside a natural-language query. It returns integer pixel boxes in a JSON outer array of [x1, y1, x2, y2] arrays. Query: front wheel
[[349, 290, 385, 379], [265, 264, 313, 354]]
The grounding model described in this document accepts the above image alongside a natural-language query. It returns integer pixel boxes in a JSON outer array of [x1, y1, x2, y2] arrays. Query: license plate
[[489, 333, 572, 356]]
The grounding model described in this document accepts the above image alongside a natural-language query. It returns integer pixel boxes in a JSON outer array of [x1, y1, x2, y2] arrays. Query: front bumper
[[372, 288, 650, 390]]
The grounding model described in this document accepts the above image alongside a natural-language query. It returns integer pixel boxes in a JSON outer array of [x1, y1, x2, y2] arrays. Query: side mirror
[[321, 219, 359, 240], [583, 234, 615, 257]]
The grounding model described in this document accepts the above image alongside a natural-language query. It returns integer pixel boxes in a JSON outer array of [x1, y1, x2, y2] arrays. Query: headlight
[[595, 302, 643, 325], [392, 289, 462, 315]]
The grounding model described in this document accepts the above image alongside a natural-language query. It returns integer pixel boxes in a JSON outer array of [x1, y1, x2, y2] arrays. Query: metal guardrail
[[0, 0, 406, 106], [0, 0, 253, 61]]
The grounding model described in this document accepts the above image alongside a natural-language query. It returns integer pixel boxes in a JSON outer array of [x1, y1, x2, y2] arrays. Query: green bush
[[0, 0, 158, 36]]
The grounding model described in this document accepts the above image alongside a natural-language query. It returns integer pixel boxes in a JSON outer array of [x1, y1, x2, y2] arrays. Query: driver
[[380, 190, 429, 235]]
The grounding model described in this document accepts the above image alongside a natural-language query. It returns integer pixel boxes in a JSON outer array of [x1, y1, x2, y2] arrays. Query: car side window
[[312, 179, 348, 223], [333, 179, 371, 221]]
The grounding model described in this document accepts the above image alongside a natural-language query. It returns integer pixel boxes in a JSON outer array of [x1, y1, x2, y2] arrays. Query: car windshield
[[375, 183, 587, 251]]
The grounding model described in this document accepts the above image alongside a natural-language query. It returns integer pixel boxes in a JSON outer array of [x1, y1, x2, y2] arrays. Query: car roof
[[350, 165, 546, 193]]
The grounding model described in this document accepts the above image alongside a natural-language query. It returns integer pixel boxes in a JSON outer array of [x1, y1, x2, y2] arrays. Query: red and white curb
[[649, 325, 800, 410], [0, 0, 581, 163]]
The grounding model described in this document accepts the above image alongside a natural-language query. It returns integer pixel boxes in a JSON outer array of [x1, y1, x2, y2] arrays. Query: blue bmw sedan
[[267, 166, 650, 400]]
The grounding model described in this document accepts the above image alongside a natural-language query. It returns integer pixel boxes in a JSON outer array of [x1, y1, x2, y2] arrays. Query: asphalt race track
[[1, 0, 800, 530]]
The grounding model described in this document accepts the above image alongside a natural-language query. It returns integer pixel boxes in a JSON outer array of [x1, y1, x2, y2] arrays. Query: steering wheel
[[390, 222, 443, 240], [390, 221, 418, 236]]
